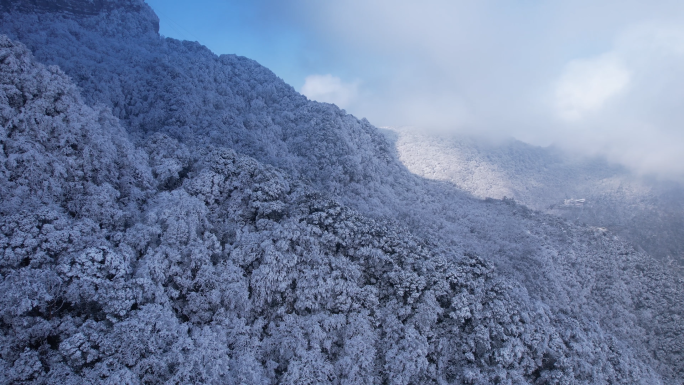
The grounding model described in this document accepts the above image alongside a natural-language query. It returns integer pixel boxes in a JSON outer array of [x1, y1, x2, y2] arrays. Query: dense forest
[[1, 1, 684, 383]]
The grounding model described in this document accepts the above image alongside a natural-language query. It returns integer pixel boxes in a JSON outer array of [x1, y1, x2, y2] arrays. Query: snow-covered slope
[[1, 1, 684, 383], [388, 127, 684, 272]]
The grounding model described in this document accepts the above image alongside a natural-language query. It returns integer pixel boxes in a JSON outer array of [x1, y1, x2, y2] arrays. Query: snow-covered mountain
[[1, 1, 684, 383], [388, 127, 684, 273]]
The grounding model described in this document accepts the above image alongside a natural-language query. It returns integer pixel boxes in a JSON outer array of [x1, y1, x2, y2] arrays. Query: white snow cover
[[0, 1, 683, 383], [388, 127, 684, 269]]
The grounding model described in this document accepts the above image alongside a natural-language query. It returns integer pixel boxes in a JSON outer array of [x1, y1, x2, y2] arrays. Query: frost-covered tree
[[1, 1, 684, 384]]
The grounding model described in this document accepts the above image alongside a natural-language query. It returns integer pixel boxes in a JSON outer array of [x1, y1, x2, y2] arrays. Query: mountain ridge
[[0, 0, 150, 17]]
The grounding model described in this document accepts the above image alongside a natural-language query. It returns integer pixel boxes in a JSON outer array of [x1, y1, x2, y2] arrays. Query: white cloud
[[548, 24, 684, 177], [300, 74, 360, 108], [554, 54, 631, 121], [281, 1, 684, 179]]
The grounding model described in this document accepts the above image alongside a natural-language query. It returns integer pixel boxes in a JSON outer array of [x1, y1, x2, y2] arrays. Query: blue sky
[[146, 0, 684, 179], [146, 0, 310, 88]]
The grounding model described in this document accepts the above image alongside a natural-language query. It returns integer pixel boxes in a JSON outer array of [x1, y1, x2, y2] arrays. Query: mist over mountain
[[387, 127, 684, 272], [1, 1, 684, 384]]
